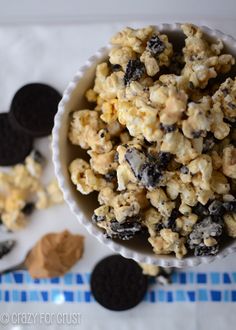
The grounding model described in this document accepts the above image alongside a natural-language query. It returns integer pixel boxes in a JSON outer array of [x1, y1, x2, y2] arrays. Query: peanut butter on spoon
[[24, 230, 84, 278]]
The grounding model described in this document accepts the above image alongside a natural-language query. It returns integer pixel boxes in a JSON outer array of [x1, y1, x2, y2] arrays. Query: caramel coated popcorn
[[69, 24, 236, 259]]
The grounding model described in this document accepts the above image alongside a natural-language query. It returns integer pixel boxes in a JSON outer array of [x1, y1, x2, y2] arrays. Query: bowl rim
[[52, 22, 236, 267]]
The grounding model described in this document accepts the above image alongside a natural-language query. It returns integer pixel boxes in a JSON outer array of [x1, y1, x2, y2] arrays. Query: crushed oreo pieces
[[202, 133, 216, 153], [124, 59, 145, 86], [139, 162, 163, 188], [22, 202, 35, 215], [160, 123, 177, 133], [111, 64, 122, 72], [0, 239, 16, 259], [223, 200, 236, 212], [194, 244, 219, 257], [156, 267, 173, 285], [104, 170, 117, 182], [188, 217, 223, 256], [108, 217, 142, 240], [125, 148, 172, 189], [180, 166, 189, 174], [166, 208, 180, 231], [92, 214, 106, 223], [146, 34, 165, 56]]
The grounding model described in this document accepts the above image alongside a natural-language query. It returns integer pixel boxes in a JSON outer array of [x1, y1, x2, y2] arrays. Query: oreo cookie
[[90, 255, 148, 311], [0, 113, 33, 166], [9, 83, 62, 137]]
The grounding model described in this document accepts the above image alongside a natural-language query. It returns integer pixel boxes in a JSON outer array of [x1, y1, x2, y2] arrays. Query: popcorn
[[159, 87, 187, 126], [116, 163, 136, 190], [161, 131, 198, 164], [4, 189, 27, 212], [211, 103, 230, 140], [147, 188, 175, 218], [117, 99, 162, 142], [69, 159, 107, 195], [222, 145, 236, 179], [101, 99, 118, 123], [46, 180, 64, 205], [149, 229, 187, 259], [109, 46, 136, 70], [212, 78, 236, 119], [1, 211, 27, 231], [0, 151, 63, 231], [112, 191, 141, 222], [210, 171, 230, 194], [68, 24, 236, 259], [111, 26, 154, 53], [176, 214, 198, 236], [224, 213, 236, 237], [181, 24, 235, 89], [144, 207, 163, 236], [69, 110, 102, 149], [88, 150, 117, 175], [187, 155, 213, 190], [182, 97, 212, 139]]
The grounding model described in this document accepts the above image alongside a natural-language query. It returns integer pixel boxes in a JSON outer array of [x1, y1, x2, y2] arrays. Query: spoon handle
[[0, 262, 26, 275]]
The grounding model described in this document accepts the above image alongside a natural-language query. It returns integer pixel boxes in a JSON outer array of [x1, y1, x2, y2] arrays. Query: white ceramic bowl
[[52, 23, 236, 267]]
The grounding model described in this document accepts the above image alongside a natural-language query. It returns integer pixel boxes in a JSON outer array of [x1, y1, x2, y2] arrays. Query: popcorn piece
[[4, 189, 27, 212], [139, 263, 160, 276], [141, 33, 173, 75], [144, 207, 163, 236], [140, 50, 160, 76], [187, 155, 213, 190], [210, 103, 230, 140], [182, 97, 212, 139], [161, 131, 198, 164], [93, 62, 110, 95], [46, 180, 64, 205], [101, 99, 118, 123], [224, 213, 236, 237], [11, 164, 40, 192], [111, 26, 154, 53], [36, 189, 48, 209], [69, 110, 113, 153], [116, 163, 136, 190], [181, 24, 235, 89], [109, 46, 136, 70], [222, 145, 236, 179], [148, 229, 187, 259], [212, 77, 236, 119], [69, 159, 107, 195], [211, 171, 230, 194], [211, 150, 222, 170], [1, 211, 27, 231], [86, 88, 98, 103], [176, 214, 198, 236], [69, 110, 102, 148], [112, 191, 142, 222], [147, 188, 175, 218], [159, 87, 187, 126], [98, 187, 117, 206], [117, 99, 162, 142], [88, 150, 117, 175]]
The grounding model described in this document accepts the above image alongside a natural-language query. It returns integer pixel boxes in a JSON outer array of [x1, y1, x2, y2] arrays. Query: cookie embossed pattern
[[52, 23, 236, 267]]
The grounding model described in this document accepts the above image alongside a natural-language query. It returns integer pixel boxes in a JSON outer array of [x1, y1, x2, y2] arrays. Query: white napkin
[[0, 20, 236, 330]]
